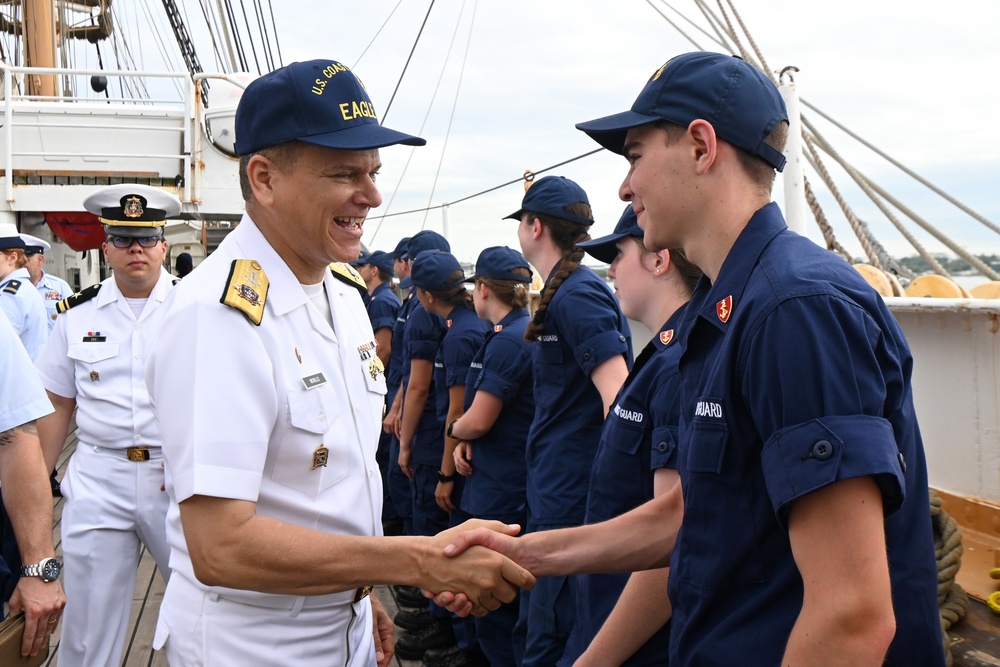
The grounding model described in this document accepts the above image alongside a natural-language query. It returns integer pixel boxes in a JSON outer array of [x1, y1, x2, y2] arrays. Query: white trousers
[[156, 573, 377, 666], [57, 443, 171, 667]]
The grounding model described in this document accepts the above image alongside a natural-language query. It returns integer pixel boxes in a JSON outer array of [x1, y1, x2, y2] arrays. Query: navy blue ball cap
[[404, 230, 450, 260], [504, 175, 593, 227], [576, 52, 788, 171], [235, 60, 426, 155], [348, 249, 371, 267], [367, 250, 395, 275], [578, 205, 642, 263], [410, 249, 465, 292], [392, 236, 412, 260], [466, 246, 531, 283]]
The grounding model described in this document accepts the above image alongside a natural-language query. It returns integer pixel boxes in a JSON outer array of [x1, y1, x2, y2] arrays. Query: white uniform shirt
[[146, 215, 385, 600], [35, 268, 175, 450], [0, 315, 52, 432], [1, 267, 49, 359], [36, 271, 74, 332]]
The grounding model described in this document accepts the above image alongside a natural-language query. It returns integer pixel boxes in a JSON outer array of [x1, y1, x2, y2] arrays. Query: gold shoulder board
[[220, 259, 268, 326], [329, 262, 368, 299], [55, 283, 101, 313]]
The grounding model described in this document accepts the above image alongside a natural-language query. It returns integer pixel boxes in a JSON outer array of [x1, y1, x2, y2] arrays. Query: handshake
[[418, 519, 539, 617]]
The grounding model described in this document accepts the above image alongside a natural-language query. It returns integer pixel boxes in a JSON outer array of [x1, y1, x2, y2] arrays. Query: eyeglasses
[[107, 236, 162, 249]]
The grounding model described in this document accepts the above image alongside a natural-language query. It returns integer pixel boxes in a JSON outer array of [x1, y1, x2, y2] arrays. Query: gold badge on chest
[[312, 445, 329, 470], [369, 356, 384, 380]]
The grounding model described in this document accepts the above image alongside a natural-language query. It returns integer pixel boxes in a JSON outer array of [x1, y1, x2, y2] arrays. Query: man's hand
[[420, 520, 534, 617], [370, 592, 395, 667], [398, 443, 413, 479], [8, 578, 65, 657], [435, 481, 456, 513], [453, 441, 473, 476], [383, 401, 401, 436]]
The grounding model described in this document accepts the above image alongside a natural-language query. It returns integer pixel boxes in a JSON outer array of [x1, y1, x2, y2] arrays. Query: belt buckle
[[126, 447, 150, 462], [353, 585, 373, 603]]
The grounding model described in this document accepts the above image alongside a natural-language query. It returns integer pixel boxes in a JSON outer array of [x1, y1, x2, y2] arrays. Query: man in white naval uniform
[[0, 223, 48, 360], [20, 233, 74, 332], [35, 184, 180, 666], [0, 315, 65, 659], [146, 59, 534, 667]]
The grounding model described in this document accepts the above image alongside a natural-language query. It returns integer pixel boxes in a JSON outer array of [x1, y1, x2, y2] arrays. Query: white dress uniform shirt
[[146, 215, 386, 665], [0, 315, 52, 431], [34, 267, 175, 667], [0, 267, 48, 359], [35, 271, 74, 332]]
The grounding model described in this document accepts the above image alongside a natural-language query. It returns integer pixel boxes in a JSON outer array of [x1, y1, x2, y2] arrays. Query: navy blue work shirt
[[433, 303, 490, 425], [402, 301, 447, 466], [387, 290, 417, 403], [526, 263, 632, 527], [670, 202, 942, 666], [460, 308, 534, 517], [566, 310, 687, 666], [367, 281, 401, 334]]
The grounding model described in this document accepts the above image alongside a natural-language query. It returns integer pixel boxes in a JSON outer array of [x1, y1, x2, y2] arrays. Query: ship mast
[[23, 0, 57, 98]]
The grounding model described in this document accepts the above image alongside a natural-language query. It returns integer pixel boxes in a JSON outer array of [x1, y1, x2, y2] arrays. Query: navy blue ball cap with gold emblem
[[578, 205, 642, 264], [0, 221, 26, 250], [575, 52, 788, 171], [234, 60, 426, 155], [504, 175, 593, 227], [83, 184, 182, 238]]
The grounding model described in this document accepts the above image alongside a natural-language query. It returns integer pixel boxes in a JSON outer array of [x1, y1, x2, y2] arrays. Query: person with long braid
[[506, 175, 632, 666]]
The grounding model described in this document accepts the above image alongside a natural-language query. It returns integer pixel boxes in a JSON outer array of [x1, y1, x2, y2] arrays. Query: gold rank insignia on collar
[[312, 445, 329, 470], [221, 259, 269, 326]]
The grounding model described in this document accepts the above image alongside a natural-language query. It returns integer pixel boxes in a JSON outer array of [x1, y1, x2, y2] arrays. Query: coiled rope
[[930, 489, 968, 666]]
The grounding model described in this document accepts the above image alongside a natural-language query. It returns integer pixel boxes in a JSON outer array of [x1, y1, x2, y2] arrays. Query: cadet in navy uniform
[[563, 205, 699, 666], [351, 249, 403, 535], [0, 223, 49, 359], [509, 175, 632, 666], [402, 249, 491, 667], [34, 184, 180, 667], [0, 315, 65, 659], [144, 60, 532, 667], [441, 52, 942, 667], [19, 233, 74, 332], [449, 246, 535, 667]]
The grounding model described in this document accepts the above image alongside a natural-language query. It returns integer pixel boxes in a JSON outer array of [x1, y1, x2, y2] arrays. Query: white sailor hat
[[83, 184, 182, 238], [19, 233, 51, 253], [0, 221, 25, 250]]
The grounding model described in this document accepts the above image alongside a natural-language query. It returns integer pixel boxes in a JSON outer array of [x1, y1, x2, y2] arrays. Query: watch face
[[41, 559, 62, 582]]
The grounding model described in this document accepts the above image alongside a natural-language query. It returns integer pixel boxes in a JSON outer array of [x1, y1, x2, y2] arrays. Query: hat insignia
[[660, 329, 674, 346], [716, 295, 733, 323], [124, 196, 144, 219]]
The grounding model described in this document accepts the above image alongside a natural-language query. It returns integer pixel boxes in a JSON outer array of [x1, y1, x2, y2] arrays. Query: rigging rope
[[801, 174, 853, 262], [232, 0, 261, 74], [352, 0, 404, 69], [264, 0, 282, 67], [929, 489, 968, 667], [382, 0, 435, 123]]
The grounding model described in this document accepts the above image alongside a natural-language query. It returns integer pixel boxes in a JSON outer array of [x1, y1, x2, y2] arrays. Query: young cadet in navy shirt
[[450, 246, 535, 667], [410, 249, 491, 667], [509, 175, 632, 667], [562, 205, 700, 667], [439, 52, 942, 667], [352, 249, 403, 535]]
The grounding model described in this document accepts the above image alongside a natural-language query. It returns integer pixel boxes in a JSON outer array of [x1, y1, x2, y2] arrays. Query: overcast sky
[[158, 0, 1000, 264]]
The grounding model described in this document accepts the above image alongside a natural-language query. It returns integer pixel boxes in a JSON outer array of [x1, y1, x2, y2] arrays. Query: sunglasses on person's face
[[107, 235, 162, 249]]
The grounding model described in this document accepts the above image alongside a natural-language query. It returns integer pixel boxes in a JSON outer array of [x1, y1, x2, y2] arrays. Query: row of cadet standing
[[350, 173, 701, 667]]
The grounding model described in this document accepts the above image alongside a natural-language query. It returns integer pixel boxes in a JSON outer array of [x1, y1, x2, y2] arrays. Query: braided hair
[[524, 202, 593, 342]]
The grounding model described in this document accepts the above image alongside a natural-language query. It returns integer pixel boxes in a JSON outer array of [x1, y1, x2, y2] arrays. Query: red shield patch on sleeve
[[660, 329, 674, 346]]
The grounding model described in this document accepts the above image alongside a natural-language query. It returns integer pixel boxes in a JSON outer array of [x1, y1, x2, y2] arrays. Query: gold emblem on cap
[[312, 445, 329, 470], [124, 196, 144, 218]]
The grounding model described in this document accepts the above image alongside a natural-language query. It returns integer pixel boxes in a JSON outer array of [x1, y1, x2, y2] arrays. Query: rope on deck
[[930, 489, 968, 667]]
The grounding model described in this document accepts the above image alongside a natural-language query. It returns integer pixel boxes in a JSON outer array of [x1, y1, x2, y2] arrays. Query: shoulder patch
[[220, 259, 268, 326], [55, 283, 101, 313], [330, 262, 368, 299], [2, 279, 21, 295]]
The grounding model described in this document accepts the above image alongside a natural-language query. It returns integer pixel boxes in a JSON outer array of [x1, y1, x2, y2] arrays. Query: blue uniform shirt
[[35, 271, 74, 332], [670, 203, 942, 666], [388, 291, 417, 403], [565, 312, 685, 666], [0, 267, 48, 359], [367, 281, 401, 334], [460, 308, 534, 517], [402, 301, 447, 466], [433, 304, 490, 426], [526, 263, 632, 527]]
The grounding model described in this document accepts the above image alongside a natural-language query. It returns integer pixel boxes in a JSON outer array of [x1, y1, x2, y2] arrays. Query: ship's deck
[[39, 431, 1000, 666]]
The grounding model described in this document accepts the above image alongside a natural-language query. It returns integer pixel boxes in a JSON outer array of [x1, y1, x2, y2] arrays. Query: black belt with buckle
[[354, 585, 373, 603], [126, 447, 150, 462]]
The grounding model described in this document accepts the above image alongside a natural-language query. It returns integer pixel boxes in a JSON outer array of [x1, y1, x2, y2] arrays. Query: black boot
[[394, 607, 436, 631], [394, 619, 456, 661]]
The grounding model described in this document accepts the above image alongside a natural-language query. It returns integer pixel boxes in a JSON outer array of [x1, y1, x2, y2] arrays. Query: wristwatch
[[446, 419, 459, 440], [437, 470, 457, 483], [21, 557, 62, 582]]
